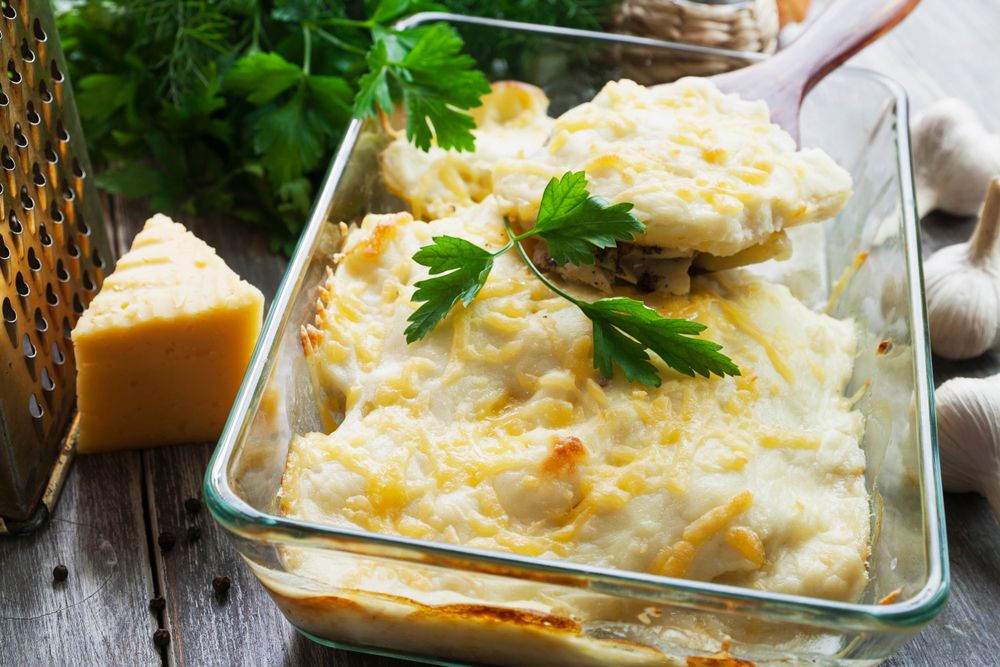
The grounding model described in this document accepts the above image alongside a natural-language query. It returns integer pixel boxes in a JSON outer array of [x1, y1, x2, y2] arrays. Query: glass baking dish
[[205, 13, 948, 666]]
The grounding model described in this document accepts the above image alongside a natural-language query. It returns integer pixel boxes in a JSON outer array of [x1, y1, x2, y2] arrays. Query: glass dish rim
[[205, 12, 949, 633]]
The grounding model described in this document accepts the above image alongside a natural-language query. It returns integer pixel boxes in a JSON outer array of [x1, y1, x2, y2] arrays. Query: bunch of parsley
[[56, 0, 620, 253]]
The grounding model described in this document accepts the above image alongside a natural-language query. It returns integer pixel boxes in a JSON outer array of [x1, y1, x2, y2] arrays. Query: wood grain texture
[[0, 452, 159, 667], [142, 443, 407, 667], [3, 0, 999, 666], [114, 207, 407, 667]]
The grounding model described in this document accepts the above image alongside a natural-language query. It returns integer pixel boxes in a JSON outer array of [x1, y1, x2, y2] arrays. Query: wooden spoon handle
[[780, 0, 919, 93], [713, 0, 920, 138]]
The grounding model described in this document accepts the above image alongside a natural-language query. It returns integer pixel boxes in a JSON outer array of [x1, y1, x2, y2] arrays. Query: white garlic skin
[[924, 242, 1000, 359], [935, 375, 1000, 523], [912, 98, 1000, 217]]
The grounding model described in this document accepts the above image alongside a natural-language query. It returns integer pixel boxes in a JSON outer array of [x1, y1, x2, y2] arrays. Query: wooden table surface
[[3, 1, 999, 665]]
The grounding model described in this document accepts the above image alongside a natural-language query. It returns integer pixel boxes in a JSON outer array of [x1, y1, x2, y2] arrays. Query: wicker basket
[[613, 0, 779, 83]]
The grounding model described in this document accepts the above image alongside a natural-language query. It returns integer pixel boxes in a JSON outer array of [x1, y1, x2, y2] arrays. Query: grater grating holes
[[7, 59, 21, 84], [21, 332, 35, 358], [1, 0, 115, 523], [13, 123, 28, 147], [19, 38, 33, 63], [14, 271, 28, 296], [19, 185, 33, 209], [28, 393, 42, 419]]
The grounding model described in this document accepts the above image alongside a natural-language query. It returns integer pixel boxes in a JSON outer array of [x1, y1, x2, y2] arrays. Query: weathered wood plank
[[7, 1, 991, 665], [886, 493, 1000, 667], [143, 442, 409, 667], [0, 452, 159, 666], [855, 2, 1000, 664], [851, 0, 1000, 115], [111, 207, 406, 666]]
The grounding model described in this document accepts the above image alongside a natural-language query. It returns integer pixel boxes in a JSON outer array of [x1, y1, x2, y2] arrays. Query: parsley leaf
[[530, 172, 645, 266], [354, 23, 491, 151], [579, 298, 741, 385], [224, 52, 303, 106], [404, 171, 740, 385], [405, 236, 496, 342]]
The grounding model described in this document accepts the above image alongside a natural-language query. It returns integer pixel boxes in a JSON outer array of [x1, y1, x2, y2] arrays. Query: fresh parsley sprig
[[404, 172, 740, 386], [354, 23, 492, 151], [61, 0, 623, 252]]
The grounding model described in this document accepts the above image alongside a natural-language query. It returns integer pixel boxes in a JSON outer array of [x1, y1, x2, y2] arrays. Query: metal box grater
[[0, 0, 113, 534]]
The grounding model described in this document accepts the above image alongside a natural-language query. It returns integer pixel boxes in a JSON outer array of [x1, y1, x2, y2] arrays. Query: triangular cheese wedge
[[72, 215, 264, 452]]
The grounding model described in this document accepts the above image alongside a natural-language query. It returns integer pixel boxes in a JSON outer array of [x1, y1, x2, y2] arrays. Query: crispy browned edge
[[262, 583, 686, 667]]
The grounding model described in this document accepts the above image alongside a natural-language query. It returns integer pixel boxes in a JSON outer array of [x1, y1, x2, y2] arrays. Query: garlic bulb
[[936, 375, 1000, 524], [924, 178, 1000, 359], [912, 98, 1000, 217]]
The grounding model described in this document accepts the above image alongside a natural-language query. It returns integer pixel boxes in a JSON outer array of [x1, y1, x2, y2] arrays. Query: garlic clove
[[925, 244, 1000, 359], [912, 98, 1000, 218], [935, 375, 1000, 524], [925, 178, 1000, 360]]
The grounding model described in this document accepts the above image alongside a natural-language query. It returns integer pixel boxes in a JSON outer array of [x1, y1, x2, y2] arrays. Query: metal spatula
[[713, 0, 920, 141], [0, 0, 113, 535]]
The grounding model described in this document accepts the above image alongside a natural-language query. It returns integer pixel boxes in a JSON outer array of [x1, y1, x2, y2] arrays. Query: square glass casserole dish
[[205, 13, 948, 667]]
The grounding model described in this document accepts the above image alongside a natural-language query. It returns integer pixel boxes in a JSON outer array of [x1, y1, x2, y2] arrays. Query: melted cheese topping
[[380, 81, 555, 221], [287, 200, 868, 601], [492, 78, 853, 258]]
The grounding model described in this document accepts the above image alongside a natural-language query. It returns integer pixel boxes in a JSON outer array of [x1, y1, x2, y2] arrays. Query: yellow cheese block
[[72, 215, 264, 453]]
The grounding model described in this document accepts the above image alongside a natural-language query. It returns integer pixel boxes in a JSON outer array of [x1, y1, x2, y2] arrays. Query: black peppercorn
[[212, 575, 231, 597], [52, 564, 68, 582], [186, 525, 201, 543], [153, 629, 170, 647], [158, 531, 175, 552], [149, 596, 166, 613], [183, 497, 202, 515]]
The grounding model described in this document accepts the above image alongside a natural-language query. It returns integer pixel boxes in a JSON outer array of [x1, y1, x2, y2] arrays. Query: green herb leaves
[[405, 172, 740, 386], [354, 23, 492, 151], [405, 236, 496, 342], [532, 172, 645, 265], [580, 298, 741, 385]]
